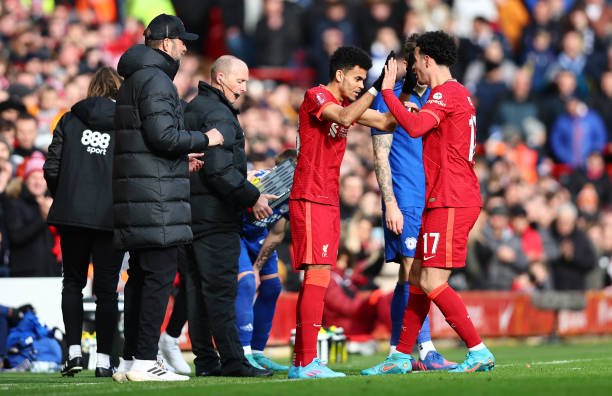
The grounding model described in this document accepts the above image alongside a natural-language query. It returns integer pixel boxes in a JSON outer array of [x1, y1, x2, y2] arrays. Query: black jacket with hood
[[112, 44, 209, 250], [44, 97, 117, 231]]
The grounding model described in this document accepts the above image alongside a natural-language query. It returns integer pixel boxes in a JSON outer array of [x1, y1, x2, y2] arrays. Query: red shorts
[[289, 199, 340, 270], [415, 207, 480, 268]]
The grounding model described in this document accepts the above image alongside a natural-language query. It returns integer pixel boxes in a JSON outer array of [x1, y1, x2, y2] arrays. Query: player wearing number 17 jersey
[[366, 31, 494, 375]]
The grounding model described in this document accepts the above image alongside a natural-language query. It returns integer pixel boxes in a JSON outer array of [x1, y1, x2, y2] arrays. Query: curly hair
[[416, 31, 457, 67], [329, 46, 372, 80]]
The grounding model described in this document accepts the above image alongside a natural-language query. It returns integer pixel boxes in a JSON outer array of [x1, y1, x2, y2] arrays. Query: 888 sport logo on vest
[[81, 129, 110, 155]]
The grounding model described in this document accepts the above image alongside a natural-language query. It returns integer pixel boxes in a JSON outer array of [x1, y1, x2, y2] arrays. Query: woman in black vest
[[44, 67, 125, 378]]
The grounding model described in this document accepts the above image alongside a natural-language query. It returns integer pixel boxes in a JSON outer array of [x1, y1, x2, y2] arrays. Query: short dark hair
[[403, 33, 419, 60], [329, 46, 372, 80], [416, 31, 457, 67]]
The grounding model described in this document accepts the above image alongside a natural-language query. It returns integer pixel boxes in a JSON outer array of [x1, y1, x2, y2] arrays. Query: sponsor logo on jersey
[[433, 92, 443, 100], [329, 122, 348, 138], [81, 129, 110, 155], [426, 99, 446, 107]]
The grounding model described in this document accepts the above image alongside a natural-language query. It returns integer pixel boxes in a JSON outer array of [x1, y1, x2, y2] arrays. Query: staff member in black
[[44, 67, 125, 378], [112, 14, 223, 382], [184, 55, 275, 377]]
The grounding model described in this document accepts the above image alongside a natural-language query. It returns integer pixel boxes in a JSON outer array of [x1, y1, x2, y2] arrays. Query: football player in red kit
[[365, 31, 495, 375], [289, 46, 395, 379]]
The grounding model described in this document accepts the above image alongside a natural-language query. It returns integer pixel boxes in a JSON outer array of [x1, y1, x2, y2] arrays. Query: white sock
[[253, 349, 264, 355], [418, 341, 436, 360], [389, 345, 397, 356], [469, 343, 486, 352], [131, 358, 156, 371], [96, 353, 110, 368], [68, 345, 82, 359], [243, 345, 252, 355]]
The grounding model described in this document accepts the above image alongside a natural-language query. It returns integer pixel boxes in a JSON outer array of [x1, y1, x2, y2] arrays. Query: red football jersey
[[418, 80, 481, 208], [290, 85, 350, 206]]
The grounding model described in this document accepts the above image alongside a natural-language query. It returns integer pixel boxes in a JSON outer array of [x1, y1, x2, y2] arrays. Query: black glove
[[372, 50, 396, 92], [401, 53, 418, 95]]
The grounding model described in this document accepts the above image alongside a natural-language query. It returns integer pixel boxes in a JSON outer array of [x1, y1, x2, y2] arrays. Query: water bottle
[[317, 328, 330, 364]]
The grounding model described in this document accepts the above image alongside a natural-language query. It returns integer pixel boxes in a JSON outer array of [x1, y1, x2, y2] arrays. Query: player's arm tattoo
[[372, 133, 397, 205], [253, 219, 288, 271]]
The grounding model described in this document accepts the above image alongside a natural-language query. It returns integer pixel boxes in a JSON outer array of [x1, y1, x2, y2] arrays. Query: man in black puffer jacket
[[112, 14, 223, 382], [184, 55, 275, 377]]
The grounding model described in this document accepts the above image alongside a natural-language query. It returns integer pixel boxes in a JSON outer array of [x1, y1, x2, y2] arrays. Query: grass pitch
[[2, 341, 612, 396]]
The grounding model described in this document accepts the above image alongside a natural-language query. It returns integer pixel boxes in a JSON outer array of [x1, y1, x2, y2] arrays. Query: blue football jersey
[[242, 169, 290, 240], [371, 81, 429, 209]]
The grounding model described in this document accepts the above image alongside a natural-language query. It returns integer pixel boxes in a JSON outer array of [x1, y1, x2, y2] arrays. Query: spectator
[[549, 203, 597, 290], [550, 98, 606, 169], [2, 153, 59, 277], [547, 30, 590, 96], [590, 70, 612, 145], [253, 0, 304, 67], [339, 173, 364, 221], [492, 68, 540, 143], [12, 113, 44, 167], [475, 205, 529, 290], [0, 139, 13, 277], [564, 151, 612, 209]]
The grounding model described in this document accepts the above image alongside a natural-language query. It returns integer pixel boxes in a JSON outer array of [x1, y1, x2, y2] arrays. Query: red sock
[[293, 269, 330, 367], [429, 283, 481, 348], [397, 286, 430, 354]]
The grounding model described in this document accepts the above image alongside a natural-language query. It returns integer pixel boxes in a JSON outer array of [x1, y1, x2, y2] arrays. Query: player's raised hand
[[385, 201, 404, 235], [382, 58, 397, 91], [371, 51, 395, 92]]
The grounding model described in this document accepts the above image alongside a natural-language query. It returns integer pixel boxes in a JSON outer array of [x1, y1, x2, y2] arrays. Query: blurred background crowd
[[0, 0, 610, 294]]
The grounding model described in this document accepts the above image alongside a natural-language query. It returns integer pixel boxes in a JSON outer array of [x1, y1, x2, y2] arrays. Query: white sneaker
[[157, 353, 176, 373], [158, 332, 191, 374], [112, 358, 133, 383], [126, 359, 189, 382]]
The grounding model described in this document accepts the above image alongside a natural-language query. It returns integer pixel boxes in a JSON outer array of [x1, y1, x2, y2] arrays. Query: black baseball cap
[[144, 14, 198, 41]]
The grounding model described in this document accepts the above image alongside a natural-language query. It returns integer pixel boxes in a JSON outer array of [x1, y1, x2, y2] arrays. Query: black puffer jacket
[[113, 44, 209, 250], [184, 81, 260, 237], [44, 97, 116, 231]]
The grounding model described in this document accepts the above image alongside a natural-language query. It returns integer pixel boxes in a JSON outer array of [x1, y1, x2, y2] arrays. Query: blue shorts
[[382, 206, 423, 263], [238, 232, 278, 276]]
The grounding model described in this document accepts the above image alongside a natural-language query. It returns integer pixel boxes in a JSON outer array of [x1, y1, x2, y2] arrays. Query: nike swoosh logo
[[381, 364, 396, 372], [423, 256, 436, 261]]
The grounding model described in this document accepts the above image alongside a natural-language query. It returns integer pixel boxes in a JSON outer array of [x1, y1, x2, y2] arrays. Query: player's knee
[[238, 272, 256, 297], [259, 276, 282, 300]]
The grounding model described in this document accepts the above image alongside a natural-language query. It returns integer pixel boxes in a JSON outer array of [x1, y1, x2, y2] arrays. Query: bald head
[[211, 55, 249, 104]]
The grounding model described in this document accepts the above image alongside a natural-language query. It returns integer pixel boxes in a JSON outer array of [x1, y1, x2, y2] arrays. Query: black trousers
[[123, 246, 178, 361], [166, 254, 187, 338], [185, 232, 244, 373], [59, 226, 124, 355]]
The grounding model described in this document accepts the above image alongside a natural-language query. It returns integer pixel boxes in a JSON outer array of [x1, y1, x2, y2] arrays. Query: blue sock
[[390, 282, 409, 346], [416, 314, 432, 344], [235, 273, 256, 347], [251, 277, 282, 351]]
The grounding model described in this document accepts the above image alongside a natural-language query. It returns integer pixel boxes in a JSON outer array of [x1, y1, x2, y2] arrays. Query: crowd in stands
[[0, 0, 610, 293]]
